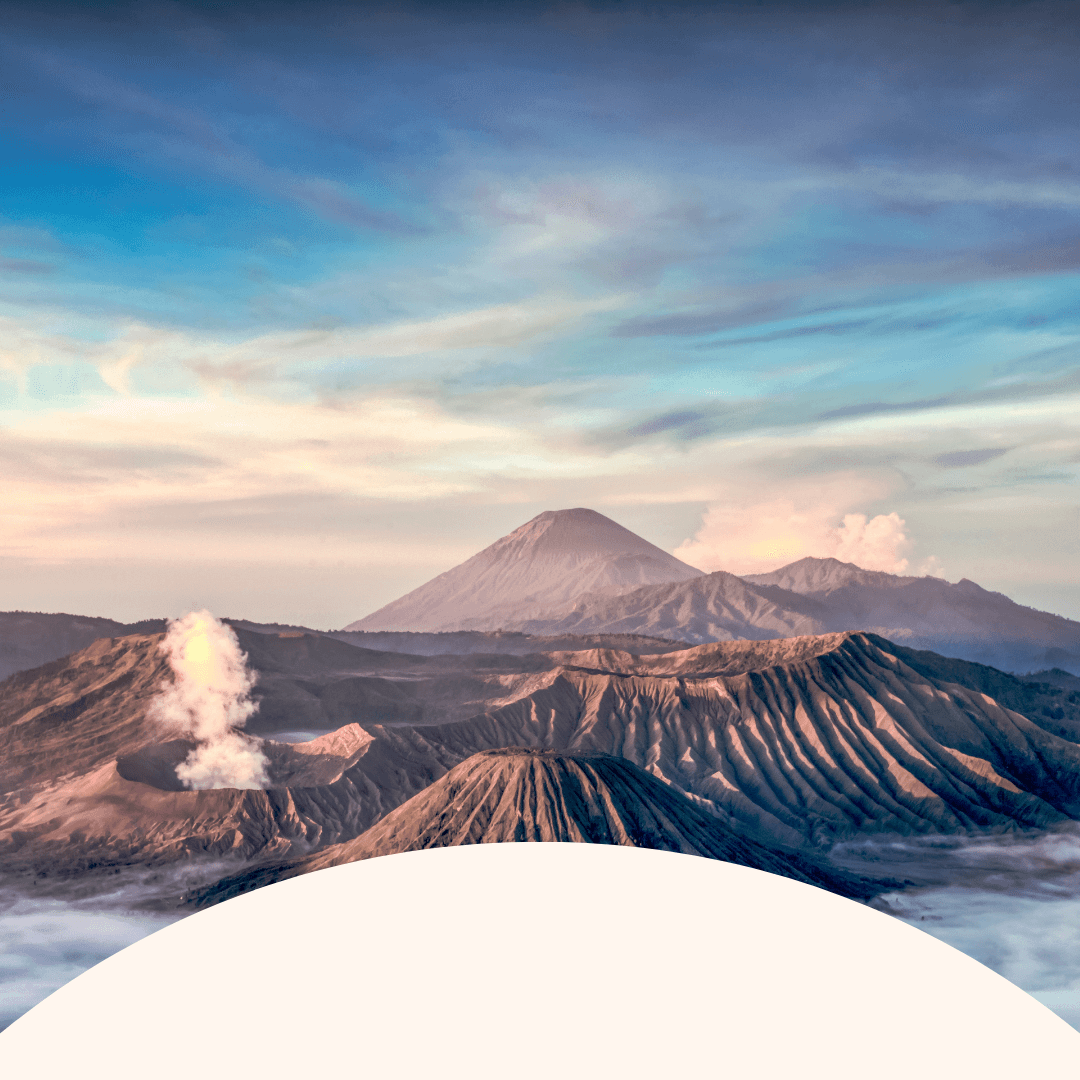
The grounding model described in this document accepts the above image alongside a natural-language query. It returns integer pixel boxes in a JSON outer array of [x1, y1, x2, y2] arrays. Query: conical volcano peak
[[503, 508, 661, 554], [471, 508, 688, 568], [347, 508, 702, 632]]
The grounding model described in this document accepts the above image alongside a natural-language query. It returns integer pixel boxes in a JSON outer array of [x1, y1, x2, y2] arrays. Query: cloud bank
[[675, 496, 923, 576]]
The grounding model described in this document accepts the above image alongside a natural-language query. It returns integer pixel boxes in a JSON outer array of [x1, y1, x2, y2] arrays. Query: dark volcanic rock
[[116, 740, 195, 791]]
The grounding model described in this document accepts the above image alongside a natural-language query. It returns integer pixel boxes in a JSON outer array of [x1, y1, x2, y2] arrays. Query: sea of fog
[[4, 834, 1080, 1032], [837, 825, 1080, 1031], [0, 859, 241, 1032]]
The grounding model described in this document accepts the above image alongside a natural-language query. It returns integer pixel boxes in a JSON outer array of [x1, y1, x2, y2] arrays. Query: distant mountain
[[0, 609, 689, 686], [326, 629, 688, 657], [743, 557, 1080, 674], [744, 556, 897, 593], [0, 611, 165, 682], [191, 748, 884, 907], [346, 513, 1080, 675], [515, 570, 821, 642], [346, 508, 703, 632], [511, 562, 1080, 673]]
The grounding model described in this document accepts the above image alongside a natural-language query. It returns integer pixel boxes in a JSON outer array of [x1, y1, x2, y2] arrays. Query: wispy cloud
[[202, 294, 627, 369], [933, 447, 1011, 469], [0, 256, 55, 276], [4, 41, 419, 235], [0, 1, 1077, 621]]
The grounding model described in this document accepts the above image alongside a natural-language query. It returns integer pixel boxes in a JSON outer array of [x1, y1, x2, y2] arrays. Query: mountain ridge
[[7, 627, 1080, 896]]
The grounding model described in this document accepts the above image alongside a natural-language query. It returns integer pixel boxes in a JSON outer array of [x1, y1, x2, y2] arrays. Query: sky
[[0, 0, 1078, 627]]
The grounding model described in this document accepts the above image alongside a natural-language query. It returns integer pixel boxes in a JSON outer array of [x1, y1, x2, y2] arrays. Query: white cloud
[[0, 293, 629, 402], [833, 511, 912, 573], [674, 481, 925, 575], [0, 388, 667, 566], [0, 315, 62, 392], [198, 294, 627, 378]]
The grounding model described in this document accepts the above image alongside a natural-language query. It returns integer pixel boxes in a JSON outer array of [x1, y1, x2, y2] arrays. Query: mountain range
[[6, 508, 1079, 684], [5, 505, 1080, 910], [4, 624, 1080, 905], [350, 509, 1080, 675]]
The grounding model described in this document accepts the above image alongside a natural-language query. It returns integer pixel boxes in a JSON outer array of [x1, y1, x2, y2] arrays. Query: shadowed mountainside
[[745, 558, 1080, 674], [0, 610, 691, 684], [0, 612, 167, 682], [515, 570, 819, 642], [192, 748, 884, 907], [325, 628, 690, 656]]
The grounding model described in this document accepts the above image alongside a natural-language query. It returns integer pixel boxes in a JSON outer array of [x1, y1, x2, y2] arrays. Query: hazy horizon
[[4, 502, 1080, 630]]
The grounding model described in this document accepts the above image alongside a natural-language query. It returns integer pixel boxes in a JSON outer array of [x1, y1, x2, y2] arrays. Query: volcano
[[6, 626, 1080, 903], [191, 747, 884, 906], [742, 557, 1080, 673], [347, 508, 703, 632]]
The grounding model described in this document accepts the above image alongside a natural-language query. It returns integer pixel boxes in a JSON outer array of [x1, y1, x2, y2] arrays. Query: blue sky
[[1, 0, 1078, 625]]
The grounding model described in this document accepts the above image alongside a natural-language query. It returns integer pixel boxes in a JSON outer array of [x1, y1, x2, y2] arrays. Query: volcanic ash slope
[[192, 748, 882, 906], [0, 633, 402, 873]]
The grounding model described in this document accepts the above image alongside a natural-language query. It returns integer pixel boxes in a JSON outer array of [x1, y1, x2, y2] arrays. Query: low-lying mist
[[835, 826, 1080, 1031], [0, 857, 242, 1032], [5, 832, 1080, 1033]]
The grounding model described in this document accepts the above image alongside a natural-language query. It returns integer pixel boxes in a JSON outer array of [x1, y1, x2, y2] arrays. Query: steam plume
[[150, 611, 269, 790]]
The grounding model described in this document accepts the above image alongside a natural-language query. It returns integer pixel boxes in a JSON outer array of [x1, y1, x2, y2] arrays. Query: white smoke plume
[[150, 610, 269, 790]]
